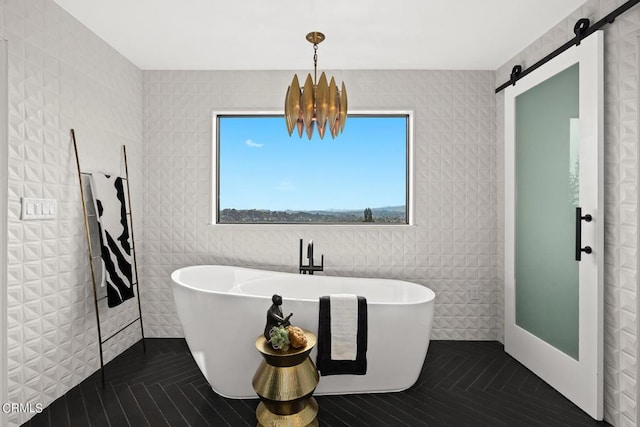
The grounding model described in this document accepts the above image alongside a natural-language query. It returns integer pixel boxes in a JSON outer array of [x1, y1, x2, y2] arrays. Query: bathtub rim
[[170, 264, 436, 306]]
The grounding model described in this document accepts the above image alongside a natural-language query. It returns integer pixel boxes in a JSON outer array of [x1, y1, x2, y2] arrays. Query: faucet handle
[[307, 240, 314, 259]]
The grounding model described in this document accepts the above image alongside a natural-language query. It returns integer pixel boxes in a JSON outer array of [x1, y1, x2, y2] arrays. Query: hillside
[[220, 206, 406, 224]]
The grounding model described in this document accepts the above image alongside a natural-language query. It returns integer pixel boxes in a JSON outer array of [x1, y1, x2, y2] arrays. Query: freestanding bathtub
[[170, 265, 435, 398]]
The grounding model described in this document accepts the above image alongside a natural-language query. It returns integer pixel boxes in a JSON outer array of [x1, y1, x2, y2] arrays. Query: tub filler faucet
[[299, 239, 323, 275]]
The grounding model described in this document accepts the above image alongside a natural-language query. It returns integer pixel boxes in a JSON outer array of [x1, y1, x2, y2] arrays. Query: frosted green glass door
[[515, 64, 579, 360], [504, 31, 603, 420]]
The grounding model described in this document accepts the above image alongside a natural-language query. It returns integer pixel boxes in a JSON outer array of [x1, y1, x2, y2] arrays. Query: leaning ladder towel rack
[[71, 129, 146, 388]]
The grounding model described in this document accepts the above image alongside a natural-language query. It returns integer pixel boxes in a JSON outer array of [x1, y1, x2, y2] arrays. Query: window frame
[[211, 110, 414, 226]]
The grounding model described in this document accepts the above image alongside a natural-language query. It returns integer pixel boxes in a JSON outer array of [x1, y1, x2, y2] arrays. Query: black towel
[[316, 296, 367, 376]]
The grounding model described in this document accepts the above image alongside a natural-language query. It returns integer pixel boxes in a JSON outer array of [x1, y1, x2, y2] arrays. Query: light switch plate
[[21, 197, 57, 220]]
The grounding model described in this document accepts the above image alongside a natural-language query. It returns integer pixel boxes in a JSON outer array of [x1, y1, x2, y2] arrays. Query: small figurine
[[264, 294, 293, 340]]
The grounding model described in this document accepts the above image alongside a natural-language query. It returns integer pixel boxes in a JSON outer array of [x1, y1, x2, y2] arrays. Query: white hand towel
[[330, 294, 359, 360]]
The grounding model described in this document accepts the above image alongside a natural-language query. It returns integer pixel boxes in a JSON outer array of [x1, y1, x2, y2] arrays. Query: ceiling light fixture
[[284, 32, 348, 139]]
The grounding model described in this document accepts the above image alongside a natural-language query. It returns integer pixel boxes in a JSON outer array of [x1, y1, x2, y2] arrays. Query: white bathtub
[[170, 265, 435, 398]]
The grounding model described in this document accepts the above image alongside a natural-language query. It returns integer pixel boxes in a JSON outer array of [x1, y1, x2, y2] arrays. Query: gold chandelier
[[284, 32, 347, 140]]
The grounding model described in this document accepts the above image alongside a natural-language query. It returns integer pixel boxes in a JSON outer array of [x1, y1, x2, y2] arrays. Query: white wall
[[1, 0, 143, 425], [142, 69, 500, 340], [1, 36, 8, 427], [496, 1, 640, 425]]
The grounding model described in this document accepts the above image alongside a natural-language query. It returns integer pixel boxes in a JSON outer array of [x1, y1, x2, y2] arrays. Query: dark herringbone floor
[[23, 339, 609, 426]]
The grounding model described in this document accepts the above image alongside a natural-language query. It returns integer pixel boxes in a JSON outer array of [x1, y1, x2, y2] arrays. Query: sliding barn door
[[504, 32, 603, 420]]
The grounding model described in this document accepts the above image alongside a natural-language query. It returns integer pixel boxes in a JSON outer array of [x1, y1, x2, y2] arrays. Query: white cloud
[[276, 181, 296, 191], [245, 139, 263, 148]]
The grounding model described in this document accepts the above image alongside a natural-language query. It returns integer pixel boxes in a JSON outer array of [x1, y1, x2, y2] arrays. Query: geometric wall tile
[[142, 68, 499, 345], [2, 0, 144, 426]]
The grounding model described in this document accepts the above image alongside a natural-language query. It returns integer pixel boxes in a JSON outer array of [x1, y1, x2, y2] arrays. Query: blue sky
[[218, 115, 407, 211]]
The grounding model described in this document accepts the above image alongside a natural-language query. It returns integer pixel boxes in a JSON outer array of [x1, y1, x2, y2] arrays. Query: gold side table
[[252, 330, 319, 427]]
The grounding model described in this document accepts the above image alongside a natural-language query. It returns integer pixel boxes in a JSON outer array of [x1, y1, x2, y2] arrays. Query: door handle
[[575, 207, 592, 261]]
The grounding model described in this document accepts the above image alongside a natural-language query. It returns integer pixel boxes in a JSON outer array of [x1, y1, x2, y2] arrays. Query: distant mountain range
[[220, 205, 406, 224], [299, 206, 405, 218]]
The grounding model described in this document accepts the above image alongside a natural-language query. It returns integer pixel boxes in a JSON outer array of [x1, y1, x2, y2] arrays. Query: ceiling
[[52, 0, 588, 71]]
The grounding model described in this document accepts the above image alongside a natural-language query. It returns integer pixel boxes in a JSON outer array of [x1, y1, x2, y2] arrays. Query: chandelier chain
[[313, 43, 318, 84]]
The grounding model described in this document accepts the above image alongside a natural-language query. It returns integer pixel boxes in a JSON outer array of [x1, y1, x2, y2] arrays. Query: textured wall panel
[[496, 1, 639, 425], [142, 69, 499, 341], [1, 0, 143, 425]]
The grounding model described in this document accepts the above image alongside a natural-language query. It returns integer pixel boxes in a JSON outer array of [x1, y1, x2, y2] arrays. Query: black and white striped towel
[[317, 295, 368, 376], [90, 173, 134, 308]]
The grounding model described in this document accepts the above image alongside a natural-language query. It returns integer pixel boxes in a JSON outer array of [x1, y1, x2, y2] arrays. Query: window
[[213, 112, 412, 225]]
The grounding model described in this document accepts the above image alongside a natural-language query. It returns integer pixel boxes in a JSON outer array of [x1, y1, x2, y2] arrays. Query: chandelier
[[284, 32, 347, 139]]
